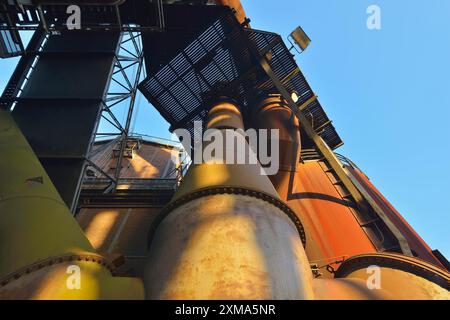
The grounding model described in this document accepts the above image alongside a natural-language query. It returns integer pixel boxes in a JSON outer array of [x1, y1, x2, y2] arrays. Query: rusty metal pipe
[[251, 94, 379, 279], [251, 94, 301, 191], [144, 99, 314, 299], [333, 253, 450, 300]]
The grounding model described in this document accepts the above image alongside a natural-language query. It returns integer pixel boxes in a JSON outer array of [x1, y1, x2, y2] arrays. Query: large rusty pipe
[[144, 99, 314, 299], [251, 94, 382, 280], [252, 94, 301, 190], [333, 253, 450, 300], [0, 110, 143, 299]]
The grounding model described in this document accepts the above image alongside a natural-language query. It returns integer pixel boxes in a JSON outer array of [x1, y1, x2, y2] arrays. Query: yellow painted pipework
[[333, 253, 450, 300], [313, 278, 393, 300], [0, 109, 143, 299]]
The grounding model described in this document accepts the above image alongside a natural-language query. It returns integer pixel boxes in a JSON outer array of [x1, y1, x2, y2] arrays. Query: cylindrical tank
[[144, 99, 314, 299], [334, 253, 450, 300], [251, 94, 301, 190], [251, 94, 376, 278]]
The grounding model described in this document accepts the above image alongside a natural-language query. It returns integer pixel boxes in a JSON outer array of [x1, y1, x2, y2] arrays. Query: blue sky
[[0, 0, 448, 258]]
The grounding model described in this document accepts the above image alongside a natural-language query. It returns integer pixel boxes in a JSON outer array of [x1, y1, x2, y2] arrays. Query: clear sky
[[0, 0, 448, 258]]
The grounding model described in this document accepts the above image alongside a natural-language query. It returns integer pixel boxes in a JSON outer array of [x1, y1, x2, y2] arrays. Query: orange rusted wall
[[346, 165, 445, 269], [251, 96, 375, 276], [276, 160, 376, 276]]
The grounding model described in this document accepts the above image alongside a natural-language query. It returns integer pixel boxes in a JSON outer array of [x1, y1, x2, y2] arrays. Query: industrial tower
[[0, 0, 449, 299]]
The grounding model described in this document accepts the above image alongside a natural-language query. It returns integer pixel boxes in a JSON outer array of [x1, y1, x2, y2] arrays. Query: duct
[[171, 100, 285, 202], [251, 94, 301, 190], [0, 109, 144, 299], [334, 253, 450, 300], [144, 99, 313, 299], [252, 94, 380, 278], [313, 278, 393, 300]]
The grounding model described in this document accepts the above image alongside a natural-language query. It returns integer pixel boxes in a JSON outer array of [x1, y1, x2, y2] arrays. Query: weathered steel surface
[[146, 194, 314, 299], [251, 95, 376, 277], [335, 253, 450, 300], [144, 99, 312, 299], [275, 162, 377, 277], [346, 166, 446, 268], [0, 110, 143, 299]]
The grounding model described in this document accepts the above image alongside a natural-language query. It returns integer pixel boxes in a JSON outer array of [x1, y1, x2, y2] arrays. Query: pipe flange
[[148, 186, 306, 248], [334, 253, 450, 291], [0, 253, 117, 288]]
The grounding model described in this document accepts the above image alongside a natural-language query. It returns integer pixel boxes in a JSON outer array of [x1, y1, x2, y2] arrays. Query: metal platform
[[138, 10, 343, 150], [80, 178, 177, 208]]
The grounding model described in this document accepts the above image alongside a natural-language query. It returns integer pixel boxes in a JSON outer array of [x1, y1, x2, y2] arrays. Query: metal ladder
[[319, 157, 404, 253]]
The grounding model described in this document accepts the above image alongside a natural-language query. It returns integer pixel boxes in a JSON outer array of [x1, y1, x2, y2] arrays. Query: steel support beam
[[258, 57, 368, 210], [89, 30, 145, 193], [112, 47, 144, 190]]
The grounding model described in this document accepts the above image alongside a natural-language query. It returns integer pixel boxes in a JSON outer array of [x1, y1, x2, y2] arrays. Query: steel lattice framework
[[90, 30, 145, 192]]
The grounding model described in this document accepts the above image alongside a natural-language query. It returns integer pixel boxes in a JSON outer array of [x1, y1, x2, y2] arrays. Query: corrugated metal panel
[[139, 10, 343, 150]]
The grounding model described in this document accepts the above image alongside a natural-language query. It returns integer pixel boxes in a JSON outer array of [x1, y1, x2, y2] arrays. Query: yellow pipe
[[313, 278, 393, 300], [332, 253, 450, 300], [0, 109, 143, 299], [145, 100, 314, 299]]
